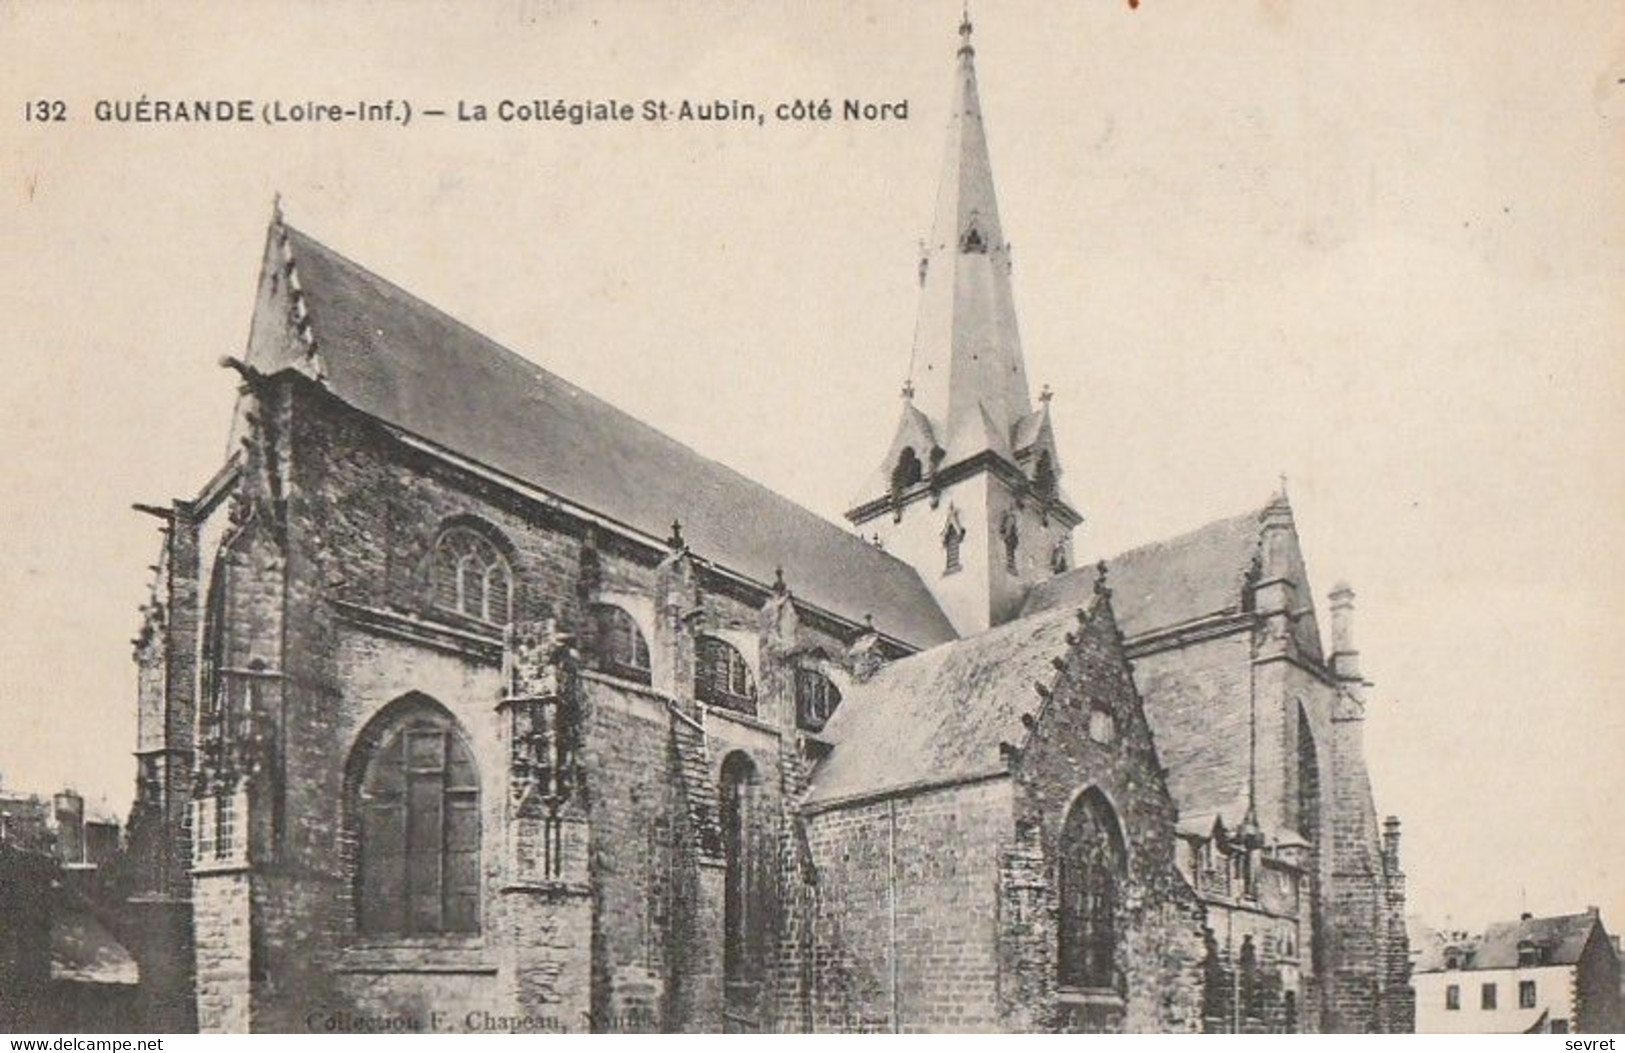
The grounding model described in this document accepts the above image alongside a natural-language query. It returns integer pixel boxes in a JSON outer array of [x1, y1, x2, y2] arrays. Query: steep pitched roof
[[805, 601, 1083, 807], [1475, 912, 1602, 970], [253, 224, 956, 648], [1023, 506, 1266, 638]]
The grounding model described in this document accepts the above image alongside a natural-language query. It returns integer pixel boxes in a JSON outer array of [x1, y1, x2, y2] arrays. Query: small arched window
[[349, 696, 481, 936], [892, 446, 923, 493], [795, 668, 842, 732], [1058, 788, 1126, 992], [696, 636, 756, 715], [591, 603, 651, 685], [942, 509, 966, 575], [432, 526, 512, 625]]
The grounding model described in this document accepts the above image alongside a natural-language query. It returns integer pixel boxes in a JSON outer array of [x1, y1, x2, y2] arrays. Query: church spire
[[906, 11, 1033, 465]]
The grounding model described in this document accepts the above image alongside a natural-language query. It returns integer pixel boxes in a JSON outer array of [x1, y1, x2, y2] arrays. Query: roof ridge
[[1100, 501, 1270, 566], [279, 224, 950, 596]]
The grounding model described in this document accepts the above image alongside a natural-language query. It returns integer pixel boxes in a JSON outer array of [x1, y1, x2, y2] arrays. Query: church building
[[122, 17, 1411, 1033]]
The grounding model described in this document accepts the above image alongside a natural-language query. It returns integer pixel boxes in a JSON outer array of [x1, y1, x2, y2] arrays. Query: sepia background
[[1, 0, 1621, 938]]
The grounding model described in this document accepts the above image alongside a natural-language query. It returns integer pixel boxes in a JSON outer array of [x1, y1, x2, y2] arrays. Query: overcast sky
[[2, 0, 1621, 934]]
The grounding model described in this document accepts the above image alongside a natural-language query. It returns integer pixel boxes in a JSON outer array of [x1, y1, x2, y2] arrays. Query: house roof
[[1476, 912, 1601, 970], [264, 225, 956, 649], [1021, 505, 1265, 638], [1412, 912, 1604, 973], [805, 598, 1087, 807]]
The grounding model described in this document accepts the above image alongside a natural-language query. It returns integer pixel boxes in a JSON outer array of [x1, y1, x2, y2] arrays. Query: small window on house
[[1517, 940, 1544, 967], [696, 636, 756, 715], [1481, 983, 1497, 1010], [1050, 540, 1069, 575], [1518, 980, 1536, 1009], [432, 527, 512, 626], [591, 603, 651, 685], [1445, 984, 1460, 1010], [350, 696, 480, 936], [960, 223, 986, 254], [795, 668, 842, 732]]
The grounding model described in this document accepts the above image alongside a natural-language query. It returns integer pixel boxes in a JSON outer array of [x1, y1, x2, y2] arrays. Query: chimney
[[53, 789, 85, 865], [1329, 582, 1361, 681]]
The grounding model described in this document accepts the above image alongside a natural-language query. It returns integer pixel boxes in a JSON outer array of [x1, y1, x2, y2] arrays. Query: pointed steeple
[[906, 12, 1033, 465], [846, 15, 1079, 636]]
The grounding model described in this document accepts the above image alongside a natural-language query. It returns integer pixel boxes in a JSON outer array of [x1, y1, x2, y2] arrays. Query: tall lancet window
[[1058, 788, 1126, 992], [720, 751, 762, 993]]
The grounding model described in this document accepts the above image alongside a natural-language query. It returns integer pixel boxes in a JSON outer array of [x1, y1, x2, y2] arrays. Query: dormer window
[[960, 223, 987, 254], [1517, 941, 1544, 968]]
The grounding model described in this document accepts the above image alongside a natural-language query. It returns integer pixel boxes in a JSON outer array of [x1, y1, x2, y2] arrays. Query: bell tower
[[847, 15, 1080, 636]]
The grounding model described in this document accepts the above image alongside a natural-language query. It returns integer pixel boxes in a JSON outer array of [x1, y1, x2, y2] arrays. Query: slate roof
[[269, 226, 956, 648], [805, 600, 1086, 807], [1022, 505, 1265, 638], [1476, 913, 1601, 970], [1412, 912, 1603, 973]]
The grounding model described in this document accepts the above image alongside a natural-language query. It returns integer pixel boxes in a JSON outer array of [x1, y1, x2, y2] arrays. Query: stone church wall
[[1006, 599, 1205, 1033], [801, 777, 1011, 1032]]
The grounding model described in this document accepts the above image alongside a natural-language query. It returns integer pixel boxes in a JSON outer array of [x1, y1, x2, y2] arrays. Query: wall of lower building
[[800, 777, 1010, 1033], [1414, 964, 1575, 1033]]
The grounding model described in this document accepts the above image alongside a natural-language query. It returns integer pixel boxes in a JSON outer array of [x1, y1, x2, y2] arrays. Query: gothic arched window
[[1058, 788, 1126, 992], [892, 446, 924, 492], [432, 526, 512, 626], [590, 603, 651, 685], [349, 696, 480, 936], [696, 636, 756, 715], [720, 751, 761, 991], [795, 668, 842, 732], [942, 508, 966, 575]]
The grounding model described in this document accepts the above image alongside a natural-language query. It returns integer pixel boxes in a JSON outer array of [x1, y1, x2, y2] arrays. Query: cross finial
[[1039, 383, 1053, 404], [667, 519, 685, 551], [901, 379, 915, 400], [773, 565, 787, 595], [958, 5, 974, 53], [271, 191, 285, 227]]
